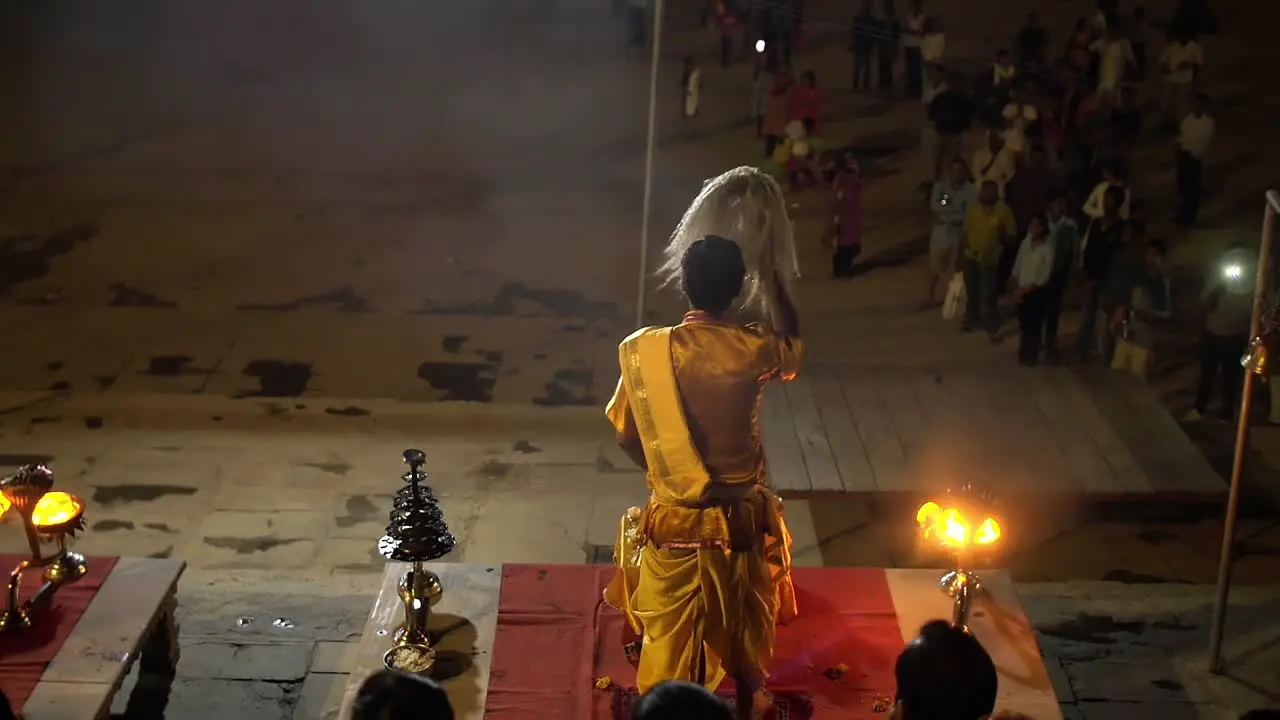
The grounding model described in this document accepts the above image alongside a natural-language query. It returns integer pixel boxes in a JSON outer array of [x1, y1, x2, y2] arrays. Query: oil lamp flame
[[916, 501, 1001, 549], [31, 492, 83, 529], [974, 517, 1001, 545]]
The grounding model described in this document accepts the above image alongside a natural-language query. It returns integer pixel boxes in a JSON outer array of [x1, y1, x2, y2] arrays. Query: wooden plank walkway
[[763, 363, 1225, 498]]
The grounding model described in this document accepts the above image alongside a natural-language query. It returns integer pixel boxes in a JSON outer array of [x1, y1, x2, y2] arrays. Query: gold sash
[[618, 327, 712, 505]]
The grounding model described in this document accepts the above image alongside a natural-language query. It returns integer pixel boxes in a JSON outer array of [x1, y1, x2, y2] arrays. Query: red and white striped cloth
[[479, 566, 1062, 720]]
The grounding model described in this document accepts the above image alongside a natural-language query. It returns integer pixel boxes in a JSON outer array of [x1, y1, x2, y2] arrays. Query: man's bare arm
[[772, 274, 801, 338]]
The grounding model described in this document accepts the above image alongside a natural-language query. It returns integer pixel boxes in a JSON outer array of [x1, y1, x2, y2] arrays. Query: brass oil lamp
[[914, 486, 1002, 633], [376, 449, 456, 673], [0, 464, 89, 631]]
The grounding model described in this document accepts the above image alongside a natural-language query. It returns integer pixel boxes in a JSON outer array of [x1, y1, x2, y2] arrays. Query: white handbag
[[942, 273, 966, 320]]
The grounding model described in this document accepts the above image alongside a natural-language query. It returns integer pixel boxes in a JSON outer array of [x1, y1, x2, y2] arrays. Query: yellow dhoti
[[603, 325, 799, 694]]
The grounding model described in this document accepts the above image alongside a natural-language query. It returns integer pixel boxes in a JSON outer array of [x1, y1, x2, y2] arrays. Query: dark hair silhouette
[[681, 235, 746, 314], [894, 620, 998, 720], [632, 680, 733, 720], [0, 689, 15, 720], [352, 670, 455, 720]]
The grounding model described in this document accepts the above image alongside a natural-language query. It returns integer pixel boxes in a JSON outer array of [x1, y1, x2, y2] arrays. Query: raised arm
[[1082, 184, 1104, 218], [760, 273, 804, 383], [771, 272, 801, 339]]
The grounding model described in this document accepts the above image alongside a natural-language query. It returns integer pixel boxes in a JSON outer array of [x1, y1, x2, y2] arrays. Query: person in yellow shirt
[[604, 233, 800, 720], [961, 179, 1017, 341]]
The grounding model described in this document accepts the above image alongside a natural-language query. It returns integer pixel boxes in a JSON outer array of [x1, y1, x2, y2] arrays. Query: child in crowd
[[681, 55, 703, 119]]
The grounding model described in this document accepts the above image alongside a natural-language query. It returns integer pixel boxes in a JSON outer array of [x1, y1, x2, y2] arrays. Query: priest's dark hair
[[894, 620, 998, 720], [0, 688, 14, 720], [681, 234, 746, 314], [632, 680, 733, 720], [352, 669, 455, 720]]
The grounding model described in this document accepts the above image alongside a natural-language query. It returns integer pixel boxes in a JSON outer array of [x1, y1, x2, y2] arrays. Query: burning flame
[[0, 492, 10, 519], [916, 501, 1001, 549], [31, 492, 83, 529]]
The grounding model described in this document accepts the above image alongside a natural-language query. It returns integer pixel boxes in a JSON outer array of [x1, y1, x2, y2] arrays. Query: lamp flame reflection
[[915, 495, 1003, 633]]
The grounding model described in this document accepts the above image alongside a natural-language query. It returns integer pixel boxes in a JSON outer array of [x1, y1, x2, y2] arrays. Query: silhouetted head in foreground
[[353, 670, 455, 720], [632, 680, 733, 720], [893, 620, 998, 720], [681, 235, 746, 315]]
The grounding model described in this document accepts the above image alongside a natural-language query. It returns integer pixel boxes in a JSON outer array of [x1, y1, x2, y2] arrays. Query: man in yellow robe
[[603, 234, 801, 719]]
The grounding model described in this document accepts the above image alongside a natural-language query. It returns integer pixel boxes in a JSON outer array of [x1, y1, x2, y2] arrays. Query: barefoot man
[[604, 167, 802, 719]]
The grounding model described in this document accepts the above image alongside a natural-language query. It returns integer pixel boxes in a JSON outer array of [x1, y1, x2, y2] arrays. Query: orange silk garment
[[603, 311, 802, 693]]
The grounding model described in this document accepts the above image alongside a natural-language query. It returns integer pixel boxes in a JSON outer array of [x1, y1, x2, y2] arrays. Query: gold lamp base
[[44, 551, 87, 585], [0, 604, 32, 632], [383, 562, 444, 673], [1, 551, 88, 633], [939, 568, 983, 633], [383, 643, 437, 674]]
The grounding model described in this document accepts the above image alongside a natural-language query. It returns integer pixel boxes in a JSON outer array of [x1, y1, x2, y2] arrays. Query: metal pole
[[1207, 189, 1280, 673], [635, 0, 664, 328]]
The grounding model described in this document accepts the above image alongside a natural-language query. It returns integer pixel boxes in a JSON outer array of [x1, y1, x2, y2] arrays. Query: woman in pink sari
[[823, 152, 863, 279]]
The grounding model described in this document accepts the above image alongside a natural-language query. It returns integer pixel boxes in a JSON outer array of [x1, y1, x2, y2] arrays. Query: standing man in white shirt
[[921, 17, 945, 66], [1011, 213, 1056, 366], [1176, 93, 1214, 228], [926, 157, 975, 306], [902, 0, 926, 98], [1000, 86, 1038, 162], [991, 49, 1017, 91], [1159, 28, 1202, 128], [1082, 161, 1132, 220], [1094, 27, 1135, 111], [971, 131, 1017, 199]]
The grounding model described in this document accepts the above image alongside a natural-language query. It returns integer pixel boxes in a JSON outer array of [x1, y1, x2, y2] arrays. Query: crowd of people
[[665, 0, 1241, 391], [913, 0, 1217, 373], [906, 0, 1250, 416]]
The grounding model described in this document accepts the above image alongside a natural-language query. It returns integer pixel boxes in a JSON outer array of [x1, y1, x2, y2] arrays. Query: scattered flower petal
[[822, 663, 849, 680]]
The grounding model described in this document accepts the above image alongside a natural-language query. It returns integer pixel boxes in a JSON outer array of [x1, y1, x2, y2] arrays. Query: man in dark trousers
[[1175, 93, 1214, 228], [850, 0, 880, 91], [876, 0, 900, 91], [1079, 187, 1127, 360], [1185, 243, 1253, 422], [927, 74, 972, 180], [1015, 12, 1049, 71], [1044, 189, 1080, 362]]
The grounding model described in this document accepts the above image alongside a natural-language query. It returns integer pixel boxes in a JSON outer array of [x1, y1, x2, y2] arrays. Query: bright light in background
[[755, 39, 765, 54], [1220, 248, 1255, 295]]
